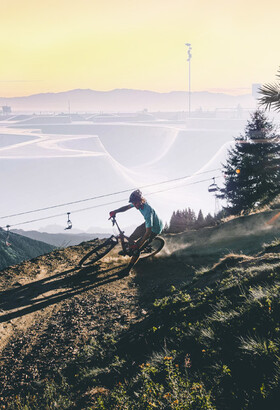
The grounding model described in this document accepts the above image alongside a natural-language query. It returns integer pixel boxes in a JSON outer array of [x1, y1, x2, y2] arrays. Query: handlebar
[[108, 215, 116, 223], [108, 215, 124, 236]]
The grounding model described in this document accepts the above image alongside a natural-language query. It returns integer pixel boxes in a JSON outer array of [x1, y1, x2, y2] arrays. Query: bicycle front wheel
[[139, 236, 165, 260], [78, 236, 118, 267]]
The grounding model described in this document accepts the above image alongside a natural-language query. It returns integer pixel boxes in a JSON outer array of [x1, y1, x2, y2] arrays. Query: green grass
[[5, 210, 280, 409], [165, 209, 280, 267], [83, 243, 280, 409]]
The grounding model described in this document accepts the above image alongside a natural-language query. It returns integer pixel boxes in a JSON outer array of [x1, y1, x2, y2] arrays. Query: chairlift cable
[[2, 175, 221, 229], [0, 168, 221, 220]]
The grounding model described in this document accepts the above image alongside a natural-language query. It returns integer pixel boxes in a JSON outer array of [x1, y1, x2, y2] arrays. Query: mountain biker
[[109, 189, 163, 277]]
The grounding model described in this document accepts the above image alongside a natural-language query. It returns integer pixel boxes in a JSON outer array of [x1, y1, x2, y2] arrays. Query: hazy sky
[[1, 0, 280, 97]]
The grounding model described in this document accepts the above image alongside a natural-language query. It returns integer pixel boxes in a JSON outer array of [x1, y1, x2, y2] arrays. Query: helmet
[[129, 189, 143, 203]]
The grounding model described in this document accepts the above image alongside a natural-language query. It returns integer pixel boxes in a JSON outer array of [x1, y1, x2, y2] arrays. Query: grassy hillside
[[0, 228, 55, 271], [1, 210, 280, 409], [11, 228, 110, 247], [166, 209, 280, 265], [106, 247, 280, 409]]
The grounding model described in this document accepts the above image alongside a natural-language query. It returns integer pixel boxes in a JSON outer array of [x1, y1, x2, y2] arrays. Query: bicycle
[[78, 216, 165, 267]]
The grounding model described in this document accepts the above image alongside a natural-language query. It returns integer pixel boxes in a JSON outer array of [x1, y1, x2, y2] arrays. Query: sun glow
[[1, 0, 280, 97]]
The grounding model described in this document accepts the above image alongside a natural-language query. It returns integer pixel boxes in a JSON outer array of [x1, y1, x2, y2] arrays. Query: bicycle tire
[[78, 236, 118, 267], [139, 236, 165, 260]]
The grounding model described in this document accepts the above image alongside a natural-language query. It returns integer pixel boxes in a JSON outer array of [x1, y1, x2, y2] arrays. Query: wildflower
[[164, 356, 173, 361], [185, 354, 191, 368], [164, 393, 171, 399], [202, 349, 206, 353], [148, 402, 157, 408], [173, 399, 179, 404]]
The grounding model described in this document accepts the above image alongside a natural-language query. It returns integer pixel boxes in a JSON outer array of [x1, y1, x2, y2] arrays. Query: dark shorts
[[129, 223, 157, 246]]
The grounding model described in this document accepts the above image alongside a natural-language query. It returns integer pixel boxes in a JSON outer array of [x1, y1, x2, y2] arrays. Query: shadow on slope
[[0, 241, 128, 323], [107, 238, 280, 409], [2, 211, 280, 408]]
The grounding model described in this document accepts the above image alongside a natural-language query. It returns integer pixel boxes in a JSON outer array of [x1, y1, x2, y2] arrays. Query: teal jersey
[[132, 202, 163, 234]]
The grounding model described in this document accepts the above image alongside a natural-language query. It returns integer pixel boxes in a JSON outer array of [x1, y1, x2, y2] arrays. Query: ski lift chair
[[5, 225, 11, 246], [65, 212, 72, 230], [208, 177, 219, 193]]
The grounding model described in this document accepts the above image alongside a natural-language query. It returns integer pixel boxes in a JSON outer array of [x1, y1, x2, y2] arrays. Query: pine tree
[[169, 210, 186, 233], [184, 207, 196, 230], [220, 110, 280, 215], [168, 208, 197, 233], [195, 209, 205, 229], [205, 213, 216, 227]]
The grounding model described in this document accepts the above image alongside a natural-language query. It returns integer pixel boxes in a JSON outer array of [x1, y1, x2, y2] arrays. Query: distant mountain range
[[0, 88, 256, 113], [0, 228, 54, 271], [12, 229, 110, 248], [0, 227, 111, 270]]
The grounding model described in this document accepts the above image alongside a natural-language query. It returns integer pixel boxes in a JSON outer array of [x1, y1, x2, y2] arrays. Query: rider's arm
[[110, 204, 133, 216]]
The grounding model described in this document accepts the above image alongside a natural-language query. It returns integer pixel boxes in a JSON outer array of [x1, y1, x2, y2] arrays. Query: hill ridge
[[0, 88, 255, 112], [0, 228, 55, 272], [1, 210, 280, 408]]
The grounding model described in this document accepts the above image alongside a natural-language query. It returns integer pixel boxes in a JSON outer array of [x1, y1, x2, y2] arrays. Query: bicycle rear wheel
[[78, 236, 118, 267], [139, 236, 165, 260]]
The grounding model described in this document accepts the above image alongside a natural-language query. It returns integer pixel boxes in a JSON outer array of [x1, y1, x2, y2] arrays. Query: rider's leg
[[118, 231, 158, 278], [128, 223, 146, 248], [118, 224, 145, 275], [118, 223, 146, 256], [126, 253, 140, 272], [123, 231, 157, 274], [138, 231, 157, 251]]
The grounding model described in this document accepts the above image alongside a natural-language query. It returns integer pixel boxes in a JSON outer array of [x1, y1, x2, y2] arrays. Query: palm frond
[[258, 82, 280, 112]]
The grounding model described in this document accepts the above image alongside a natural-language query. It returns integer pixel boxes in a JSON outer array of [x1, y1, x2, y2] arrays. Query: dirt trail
[[0, 242, 134, 395], [0, 240, 191, 402]]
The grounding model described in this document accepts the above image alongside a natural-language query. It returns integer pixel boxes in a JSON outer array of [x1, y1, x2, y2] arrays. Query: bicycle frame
[[78, 216, 164, 267], [110, 216, 130, 255], [110, 216, 157, 256]]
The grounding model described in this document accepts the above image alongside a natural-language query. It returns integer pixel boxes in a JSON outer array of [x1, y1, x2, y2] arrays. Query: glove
[[109, 211, 116, 218]]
